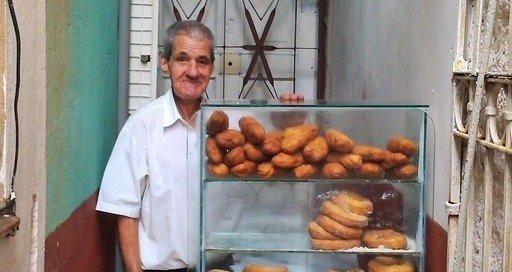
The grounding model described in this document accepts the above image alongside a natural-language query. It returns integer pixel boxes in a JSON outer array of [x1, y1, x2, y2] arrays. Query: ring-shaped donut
[[331, 190, 373, 216], [310, 238, 361, 250], [362, 229, 407, 249], [321, 200, 369, 228], [315, 215, 363, 239], [367, 256, 415, 272]]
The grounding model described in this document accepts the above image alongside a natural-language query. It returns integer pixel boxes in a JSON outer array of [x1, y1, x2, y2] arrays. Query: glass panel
[[203, 252, 422, 272]]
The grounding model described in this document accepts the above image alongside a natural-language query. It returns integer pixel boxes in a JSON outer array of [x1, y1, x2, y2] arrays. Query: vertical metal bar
[[482, 148, 494, 272], [448, 79, 464, 272], [508, 1, 512, 73], [472, 0, 485, 74], [465, 172, 475, 272], [453, 0, 469, 72], [452, 1, 498, 270], [504, 156, 512, 272]]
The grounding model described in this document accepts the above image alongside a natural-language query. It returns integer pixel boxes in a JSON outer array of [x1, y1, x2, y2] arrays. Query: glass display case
[[198, 100, 429, 272]]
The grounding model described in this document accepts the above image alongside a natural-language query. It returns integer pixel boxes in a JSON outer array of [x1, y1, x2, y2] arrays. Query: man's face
[[161, 34, 214, 101]]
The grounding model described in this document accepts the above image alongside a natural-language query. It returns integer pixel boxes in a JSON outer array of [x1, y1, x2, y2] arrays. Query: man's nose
[[186, 61, 199, 77]]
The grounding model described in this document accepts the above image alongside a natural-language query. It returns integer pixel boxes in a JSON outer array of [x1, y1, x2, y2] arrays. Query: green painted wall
[[46, 0, 119, 234]]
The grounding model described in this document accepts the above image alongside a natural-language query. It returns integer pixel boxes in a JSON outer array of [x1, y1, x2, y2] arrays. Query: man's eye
[[198, 59, 211, 65]]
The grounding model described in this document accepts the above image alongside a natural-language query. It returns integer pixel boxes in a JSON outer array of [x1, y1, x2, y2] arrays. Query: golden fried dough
[[381, 150, 409, 169], [308, 221, 338, 240], [322, 163, 349, 179], [230, 160, 257, 177], [257, 162, 277, 178], [261, 137, 282, 156], [207, 163, 229, 177], [206, 110, 229, 136], [351, 145, 386, 162], [355, 162, 384, 178], [303, 136, 329, 162], [271, 152, 304, 169], [239, 116, 266, 144], [293, 164, 319, 178], [243, 264, 288, 272], [386, 136, 418, 157], [205, 137, 225, 164], [215, 129, 245, 149], [281, 124, 319, 153], [325, 129, 355, 153], [243, 142, 268, 162], [338, 154, 363, 170], [224, 146, 245, 167], [392, 163, 418, 179]]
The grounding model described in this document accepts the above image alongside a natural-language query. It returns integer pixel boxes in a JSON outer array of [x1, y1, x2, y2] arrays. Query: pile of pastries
[[205, 110, 418, 179], [309, 190, 407, 251]]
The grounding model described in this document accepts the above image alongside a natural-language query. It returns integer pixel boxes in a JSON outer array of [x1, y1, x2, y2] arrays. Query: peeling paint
[[45, 0, 118, 235]]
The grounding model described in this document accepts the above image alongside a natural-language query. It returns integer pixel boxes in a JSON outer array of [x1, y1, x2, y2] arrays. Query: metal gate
[[449, 0, 512, 271]]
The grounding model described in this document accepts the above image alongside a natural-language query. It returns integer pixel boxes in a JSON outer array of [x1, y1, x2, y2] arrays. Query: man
[[97, 20, 303, 272]]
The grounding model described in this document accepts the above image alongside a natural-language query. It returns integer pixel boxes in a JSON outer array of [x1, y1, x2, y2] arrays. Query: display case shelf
[[204, 233, 420, 255]]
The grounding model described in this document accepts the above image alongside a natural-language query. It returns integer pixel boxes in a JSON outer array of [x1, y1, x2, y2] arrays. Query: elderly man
[[97, 20, 302, 272]]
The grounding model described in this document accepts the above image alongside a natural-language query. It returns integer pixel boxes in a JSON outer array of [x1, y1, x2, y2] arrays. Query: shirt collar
[[162, 89, 206, 128], [163, 90, 181, 128]]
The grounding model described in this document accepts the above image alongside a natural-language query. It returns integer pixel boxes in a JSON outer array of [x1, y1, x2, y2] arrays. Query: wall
[[45, 0, 118, 271], [325, 0, 457, 228], [0, 0, 47, 271]]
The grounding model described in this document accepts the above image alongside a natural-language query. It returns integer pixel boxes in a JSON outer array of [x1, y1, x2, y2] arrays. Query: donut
[[308, 221, 338, 240], [315, 215, 363, 239], [321, 200, 368, 228], [208, 270, 230, 272], [362, 229, 407, 249], [243, 264, 288, 272], [331, 190, 373, 216], [311, 238, 361, 250], [367, 256, 415, 272]]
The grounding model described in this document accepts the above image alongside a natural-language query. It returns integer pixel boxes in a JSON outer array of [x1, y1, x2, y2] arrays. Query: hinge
[[445, 201, 461, 216]]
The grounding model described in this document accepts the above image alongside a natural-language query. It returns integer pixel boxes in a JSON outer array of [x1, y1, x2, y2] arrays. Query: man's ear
[[160, 57, 169, 73]]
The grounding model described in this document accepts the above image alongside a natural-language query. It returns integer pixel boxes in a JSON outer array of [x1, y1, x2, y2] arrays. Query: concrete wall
[[0, 0, 47, 271], [45, 0, 119, 271], [325, 0, 458, 229]]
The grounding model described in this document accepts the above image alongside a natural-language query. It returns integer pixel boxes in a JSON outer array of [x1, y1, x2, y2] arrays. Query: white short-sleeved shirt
[[96, 90, 200, 270]]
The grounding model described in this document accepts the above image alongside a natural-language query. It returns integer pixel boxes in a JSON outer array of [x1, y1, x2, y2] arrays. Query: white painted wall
[[0, 0, 46, 271], [325, 0, 458, 229]]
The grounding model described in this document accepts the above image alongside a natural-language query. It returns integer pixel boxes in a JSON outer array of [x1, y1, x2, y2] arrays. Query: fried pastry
[[325, 129, 355, 153], [303, 136, 329, 162], [351, 145, 386, 162], [271, 152, 304, 169], [224, 146, 245, 167], [322, 162, 349, 179], [207, 163, 229, 177], [381, 150, 409, 169], [257, 162, 277, 178], [355, 162, 384, 178], [281, 124, 319, 153], [261, 134, 282, 156], [239, 116, 266, 144], [205, 136, 225, 164], [392, 163, 418, 179], [386, 136, 418, 157], [243, 142, 268, 162], [206, 110, 229, 136], [293, 164, 319, 178], [215, 129, 245, 149], [230, 160, 257, 177]]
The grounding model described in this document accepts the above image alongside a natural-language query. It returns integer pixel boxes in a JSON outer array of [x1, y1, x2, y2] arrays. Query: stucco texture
[[46, 0, 118, 235]]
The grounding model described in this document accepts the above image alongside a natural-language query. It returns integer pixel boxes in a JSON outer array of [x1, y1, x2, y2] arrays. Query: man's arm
[[118, 215, 142, 272]]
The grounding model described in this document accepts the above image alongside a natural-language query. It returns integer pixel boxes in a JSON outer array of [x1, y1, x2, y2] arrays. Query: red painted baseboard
[[426, 216, 448, 272], [45, 190, 116, 272]]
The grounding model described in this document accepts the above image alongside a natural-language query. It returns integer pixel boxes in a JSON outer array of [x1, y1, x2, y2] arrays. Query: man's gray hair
[[162, 20, 215, 61]]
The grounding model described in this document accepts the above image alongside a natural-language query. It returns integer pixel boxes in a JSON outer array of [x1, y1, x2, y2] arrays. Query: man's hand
[[279, 93, 304, 102]]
